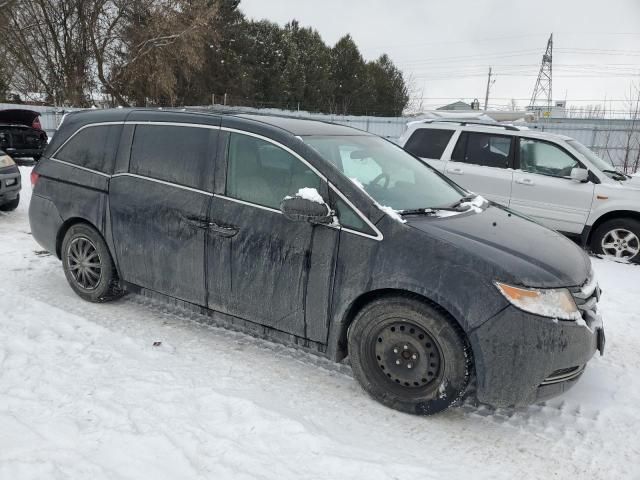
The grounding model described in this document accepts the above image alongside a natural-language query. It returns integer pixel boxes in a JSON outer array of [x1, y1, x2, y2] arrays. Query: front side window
[[404, 128, 455, 159], [56, 125, 122, 173], [303, 135, 464, 211], [452, 132, 512, 169], [519, 138, 579, 178], [226, 133, 322, 210], [129, 125, 215, 189]]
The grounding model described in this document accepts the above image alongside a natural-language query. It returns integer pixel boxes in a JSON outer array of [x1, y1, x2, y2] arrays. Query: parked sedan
[[0, 109, 48, 161], [29, 109, 604, 415], [0, 150, 21, 211]]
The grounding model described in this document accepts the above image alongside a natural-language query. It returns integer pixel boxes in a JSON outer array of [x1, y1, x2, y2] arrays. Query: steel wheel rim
[[373, 320, 442, 389], [601, 228, 640, 260], [68, 236, 102, 290]]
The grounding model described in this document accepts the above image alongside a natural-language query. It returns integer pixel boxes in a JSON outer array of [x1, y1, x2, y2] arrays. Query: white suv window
[[519, 138, 579, 178], [451, 132, 512, 169]]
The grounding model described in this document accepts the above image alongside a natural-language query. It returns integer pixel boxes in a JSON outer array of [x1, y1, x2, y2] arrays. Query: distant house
[[437, 101, 474, 111]]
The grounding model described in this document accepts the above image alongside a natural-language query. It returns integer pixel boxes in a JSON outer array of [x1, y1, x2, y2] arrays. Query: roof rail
[[420, 119, 520, 131]]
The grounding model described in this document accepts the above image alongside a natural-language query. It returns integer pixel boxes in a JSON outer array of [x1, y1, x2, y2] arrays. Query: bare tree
[[0, 0, 92, 106], [621, 82, 640, 173]]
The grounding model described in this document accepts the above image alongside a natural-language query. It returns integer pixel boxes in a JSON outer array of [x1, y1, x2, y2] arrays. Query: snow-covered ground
[[1, 167, 640, 479]]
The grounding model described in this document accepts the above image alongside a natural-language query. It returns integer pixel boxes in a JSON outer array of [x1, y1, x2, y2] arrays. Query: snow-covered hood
[[405, 204, 591, 288]]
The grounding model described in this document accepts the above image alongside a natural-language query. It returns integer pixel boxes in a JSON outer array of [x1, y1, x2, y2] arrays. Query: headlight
[[495, 282, 581, 321], [0, 154, 15, 168]]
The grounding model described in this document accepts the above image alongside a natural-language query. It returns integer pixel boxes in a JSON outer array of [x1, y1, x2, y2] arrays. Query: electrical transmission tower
[[528, 33, 553, 114]]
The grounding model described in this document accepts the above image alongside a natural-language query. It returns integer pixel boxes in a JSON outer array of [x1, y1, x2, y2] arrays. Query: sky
[[239, 0, 640, 113]]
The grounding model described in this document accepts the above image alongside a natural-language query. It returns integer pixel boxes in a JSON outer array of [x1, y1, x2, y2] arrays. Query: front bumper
[[0, 165, 21, 202], [469, 305, 603, 407]]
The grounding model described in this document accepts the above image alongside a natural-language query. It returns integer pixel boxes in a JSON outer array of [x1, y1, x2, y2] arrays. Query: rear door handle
[[516, 178, 535, 186], [208, 221, 239, 238], [446, 167, 464, 175]]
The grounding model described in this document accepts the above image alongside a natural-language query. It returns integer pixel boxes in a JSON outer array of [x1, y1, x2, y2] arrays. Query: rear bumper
[[4, 147, 43, 158], [469, 305, 603, 407], [0, 165, 21, 202], [28, 193, 64, 255]]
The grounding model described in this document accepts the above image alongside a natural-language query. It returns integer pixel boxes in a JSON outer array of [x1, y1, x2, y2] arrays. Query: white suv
[[399, 120, 640, 262]]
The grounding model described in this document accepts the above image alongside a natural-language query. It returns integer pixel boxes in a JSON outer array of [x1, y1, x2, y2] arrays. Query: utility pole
[[483, 67, 493, 111]]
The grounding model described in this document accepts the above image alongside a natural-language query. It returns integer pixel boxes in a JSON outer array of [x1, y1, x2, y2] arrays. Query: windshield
[[567, 139, 619, 175], [303, 135, 465, 211]]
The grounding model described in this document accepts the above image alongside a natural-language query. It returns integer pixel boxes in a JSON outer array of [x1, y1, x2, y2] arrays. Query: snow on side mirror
[[280, 188, 334, 225], [570, 168, 589, 183]]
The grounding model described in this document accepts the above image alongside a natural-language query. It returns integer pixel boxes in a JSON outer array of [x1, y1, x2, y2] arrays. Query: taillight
[[31, 170, 40, 186], [32, 117, 42, 130]]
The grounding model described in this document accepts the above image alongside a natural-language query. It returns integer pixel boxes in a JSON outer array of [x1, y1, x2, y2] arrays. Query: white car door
[[510, 137, 595, 233], [441, 131, 515, 206], [402, 127, 456, 172]]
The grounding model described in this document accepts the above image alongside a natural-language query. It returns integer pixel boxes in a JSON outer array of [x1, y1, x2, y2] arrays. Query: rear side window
[[451, 132, 512, 169], [404, 129, 454, 159], [226, 133, 322, 210], [55, 125, 122, 174], [129, 125, 216, 189]]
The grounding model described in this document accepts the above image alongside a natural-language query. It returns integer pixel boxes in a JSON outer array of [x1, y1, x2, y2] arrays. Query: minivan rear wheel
[[591, 218, 640, 263], [61, 223, 124, 302], [348, 296, 471, 415]]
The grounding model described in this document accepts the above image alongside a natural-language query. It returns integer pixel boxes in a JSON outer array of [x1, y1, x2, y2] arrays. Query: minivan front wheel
[[62, 223, 124, 302], [348, 296, 471, 415], [591, 218, 640, 263]]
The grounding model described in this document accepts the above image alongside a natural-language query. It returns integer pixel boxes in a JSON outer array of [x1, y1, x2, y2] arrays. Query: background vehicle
[[29, 110, 603, 415], [0, 109, 48, 161], [0, 150, 21, 211], [399, 119, 640, 263]]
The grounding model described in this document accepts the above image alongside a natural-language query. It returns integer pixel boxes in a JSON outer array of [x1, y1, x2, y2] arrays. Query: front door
[[109, 123, 219, 305], [443, 131, 515, 206], [207, 131, 338, 343], [510, 137, 595, 233]]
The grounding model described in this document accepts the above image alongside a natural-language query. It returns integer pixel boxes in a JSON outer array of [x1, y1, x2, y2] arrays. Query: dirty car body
[[29, 109, 604, 411]]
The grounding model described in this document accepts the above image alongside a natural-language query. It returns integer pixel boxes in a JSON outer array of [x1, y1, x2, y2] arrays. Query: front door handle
[[208, 221, 239, 238], [447, 167, 464, 175], [516, 178, 535, 186]]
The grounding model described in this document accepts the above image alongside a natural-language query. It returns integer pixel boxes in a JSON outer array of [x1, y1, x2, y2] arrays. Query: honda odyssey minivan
[[29, 109, 605, 415]]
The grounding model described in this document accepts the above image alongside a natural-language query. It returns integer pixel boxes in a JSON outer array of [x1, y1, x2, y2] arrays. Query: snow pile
[[379, 205, 406, 224], [289, 187, 325, 204], [350, 177, 366, 191], [1, 167, 640, 479], [458, 194, 487, 213]]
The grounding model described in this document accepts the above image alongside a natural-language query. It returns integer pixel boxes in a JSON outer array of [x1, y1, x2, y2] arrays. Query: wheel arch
[[586, 210, 640, 244], [56, 217, 103, 259], [331, 288, 473, 364]]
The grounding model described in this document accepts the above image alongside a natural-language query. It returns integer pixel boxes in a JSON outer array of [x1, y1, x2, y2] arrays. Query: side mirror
[[280, 189, 334, 225], [570, 167, 589, 183]]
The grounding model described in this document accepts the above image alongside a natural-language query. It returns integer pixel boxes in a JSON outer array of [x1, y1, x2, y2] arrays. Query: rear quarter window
[[404, 128, 454, 159], [55, 125, 122, 174]]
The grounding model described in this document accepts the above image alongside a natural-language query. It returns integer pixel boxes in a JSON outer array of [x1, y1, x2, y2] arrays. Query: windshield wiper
[[602, 169, 628, 180], [400, 206, 462, 216], [447, 194, 478, 210]]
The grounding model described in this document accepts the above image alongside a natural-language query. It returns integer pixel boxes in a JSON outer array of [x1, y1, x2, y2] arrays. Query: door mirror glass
[[280, 189, 334, 225], [570, 167, 589, 182]]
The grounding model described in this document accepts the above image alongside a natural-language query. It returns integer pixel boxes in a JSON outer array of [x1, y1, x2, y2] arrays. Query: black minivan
[[29, 109, 605, 415]]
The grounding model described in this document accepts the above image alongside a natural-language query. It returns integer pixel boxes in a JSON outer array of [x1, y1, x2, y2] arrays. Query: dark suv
[[0, 109, 48, 161], [29, 109, 605, 415]]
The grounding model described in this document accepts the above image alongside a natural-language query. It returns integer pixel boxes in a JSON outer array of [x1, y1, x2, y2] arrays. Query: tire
[[348, 295, 471, 415], [591, 218, 640, 264], [61, 223, 124, 302], [0, 194, 19, 212]]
